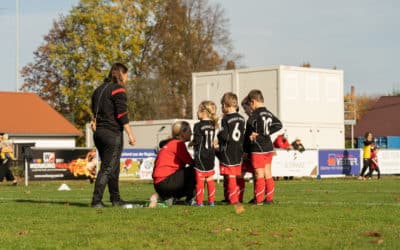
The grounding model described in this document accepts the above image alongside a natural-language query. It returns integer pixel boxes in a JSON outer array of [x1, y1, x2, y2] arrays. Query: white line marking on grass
[[279, 200, 400, 207]]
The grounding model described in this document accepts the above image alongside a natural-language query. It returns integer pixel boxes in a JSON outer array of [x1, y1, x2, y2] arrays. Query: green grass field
[[0, 177, 399, 249]]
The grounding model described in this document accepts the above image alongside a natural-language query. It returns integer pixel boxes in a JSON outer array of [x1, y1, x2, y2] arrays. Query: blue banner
[[318, 150, 361, 175]]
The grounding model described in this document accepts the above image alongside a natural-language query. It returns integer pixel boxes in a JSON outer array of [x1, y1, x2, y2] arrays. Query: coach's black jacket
[[91, 82, 130, 133]]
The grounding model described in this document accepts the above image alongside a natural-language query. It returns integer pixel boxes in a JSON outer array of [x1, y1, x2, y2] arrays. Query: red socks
[[227, 176, 239, 204], [195, 173, 216, 205], [195, 175, 205, 205], [207, 179, 215, 204], [265, 178, 275, 202], [237, 177, 245, 203], [254, 177, 265, 203]]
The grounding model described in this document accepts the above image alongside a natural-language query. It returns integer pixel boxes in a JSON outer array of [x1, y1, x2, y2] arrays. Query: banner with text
[[376, 150, 400, 174], [28, 148, 97, 180], [272, 150, 318, 177], [119, 149, 157, 180], [318, 149, 361, 176]]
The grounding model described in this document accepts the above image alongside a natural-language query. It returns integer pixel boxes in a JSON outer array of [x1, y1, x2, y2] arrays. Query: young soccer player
[[237, 96, 254, 203], [367, 146, 381, 179], [246, 89, 282, 205], [217, 92, 245, 205], [191, 100, 219, 206]]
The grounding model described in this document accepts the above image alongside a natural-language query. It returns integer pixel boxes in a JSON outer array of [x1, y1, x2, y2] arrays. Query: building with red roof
[[0, 92, 82, 149], [354, 96, 400, 137], [354, 96, 400, 148]]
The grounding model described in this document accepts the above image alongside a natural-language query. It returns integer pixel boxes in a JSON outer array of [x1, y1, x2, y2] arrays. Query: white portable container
[[192, 65, 344, 149]]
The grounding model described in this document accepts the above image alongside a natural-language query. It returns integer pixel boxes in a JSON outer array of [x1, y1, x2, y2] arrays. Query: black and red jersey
[[192, 120, 216, 172], [217, 112, 245, 166], [370, 151, 379, 170], [247, 107, 282, 153], [152, 139, 194, 184], [91, 82, 131, 133]]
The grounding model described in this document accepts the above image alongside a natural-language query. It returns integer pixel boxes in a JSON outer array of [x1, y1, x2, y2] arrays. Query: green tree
[[21, 0, 238, 143], [21, 0, 155, 143], [132, 0, 237, 119]]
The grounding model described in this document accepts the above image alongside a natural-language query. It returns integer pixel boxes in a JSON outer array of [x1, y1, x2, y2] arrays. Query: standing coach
[[90, 63, 136, 208]]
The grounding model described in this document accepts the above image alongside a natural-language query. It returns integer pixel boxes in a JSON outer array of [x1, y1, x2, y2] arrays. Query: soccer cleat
[[91, 201, 106, 208], [193, 203, 204, 207], [163, 198, 174, 206], [253, 200, 264, 206], [208, 202, 215, 207], [112, 199, 130, 207], [264, 200, 274, 205], [185, 198, 197, 206]]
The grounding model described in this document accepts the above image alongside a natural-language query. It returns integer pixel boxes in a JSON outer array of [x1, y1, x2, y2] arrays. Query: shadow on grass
[[15, 199, 90, 207], [15, 199, 149, 208]]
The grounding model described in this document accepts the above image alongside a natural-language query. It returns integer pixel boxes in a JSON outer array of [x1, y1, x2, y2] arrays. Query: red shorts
[[220, 164, 241, 176], [251, 152, 274, 169], [241, 158, 254, 174], [195, 169, 215, 178]]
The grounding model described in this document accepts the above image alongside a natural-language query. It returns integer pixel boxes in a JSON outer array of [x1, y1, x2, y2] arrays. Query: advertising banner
[[376, 150, 400, 174], [272, 150, 318, 177], [119, 149, 157, 180], [28, 148, 97, 180], [318, 149, 361, 176]]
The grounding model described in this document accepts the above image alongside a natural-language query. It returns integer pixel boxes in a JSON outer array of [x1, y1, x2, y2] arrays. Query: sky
[[0, 0, 399, 95]]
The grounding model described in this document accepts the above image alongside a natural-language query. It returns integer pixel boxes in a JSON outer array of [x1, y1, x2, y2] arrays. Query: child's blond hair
[[247, 89, 264, 103], [198, 100, 219, 128], [221, 92, 238, 109]]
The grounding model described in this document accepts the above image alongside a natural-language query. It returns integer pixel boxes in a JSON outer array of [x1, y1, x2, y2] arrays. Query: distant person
[[0, 133, 18, 185], [191, 100, 219, 207], [90, 63, 136, 208], [273, 133, 292, 150], [246, 89, 282, 205], [216, 92, 245, 205], [0, 133, 16, 164], [291, 138, 305, 152], [274, 133, 292, 180], [359, 131, 374, 180], [151, 121, 195, 206], [367, 146, 381, 179]]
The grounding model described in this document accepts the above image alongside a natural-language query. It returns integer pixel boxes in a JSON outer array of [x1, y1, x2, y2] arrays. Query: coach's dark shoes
[[91, 201, 106, 208], [112, 199, 130, 207]]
